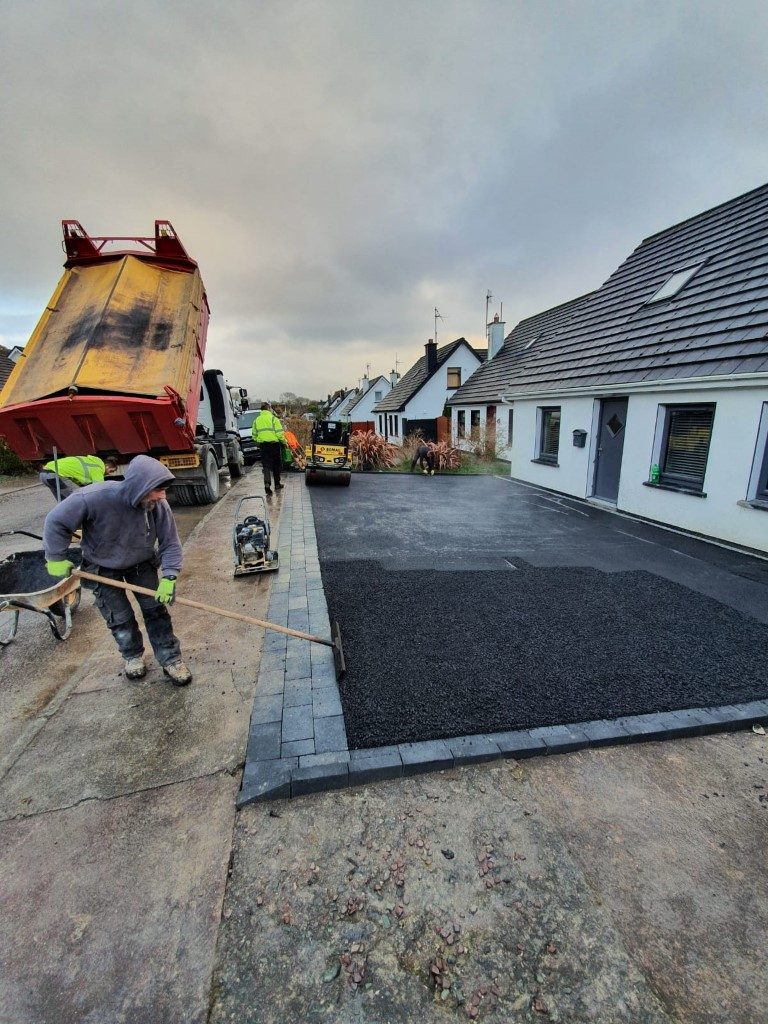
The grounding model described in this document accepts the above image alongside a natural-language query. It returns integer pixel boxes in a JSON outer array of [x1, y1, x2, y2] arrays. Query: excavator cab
[[304, 420, 351, 487]]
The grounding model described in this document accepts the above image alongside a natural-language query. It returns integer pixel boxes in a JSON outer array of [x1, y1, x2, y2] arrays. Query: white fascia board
[[501, 372, 768, 402]]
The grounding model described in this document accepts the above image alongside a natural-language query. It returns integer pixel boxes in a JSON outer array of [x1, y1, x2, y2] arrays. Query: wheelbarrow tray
[[0, 549, 81, 645]]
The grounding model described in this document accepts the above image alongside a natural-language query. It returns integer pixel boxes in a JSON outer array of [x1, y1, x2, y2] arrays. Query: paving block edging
[[236, 700, 768, 808]]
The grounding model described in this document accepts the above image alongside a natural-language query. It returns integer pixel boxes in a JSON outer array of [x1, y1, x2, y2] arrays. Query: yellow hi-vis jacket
[[252, 411, 285, 445], [42, 455, 106, 485]]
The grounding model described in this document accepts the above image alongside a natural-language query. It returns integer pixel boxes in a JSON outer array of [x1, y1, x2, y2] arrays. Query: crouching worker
[[40, 454, 118, 501], [410, 443, 436, 475], [43, 454, 192, 686]]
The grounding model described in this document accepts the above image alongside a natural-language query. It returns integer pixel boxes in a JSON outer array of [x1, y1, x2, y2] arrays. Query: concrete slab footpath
[[0, 473, 275, 1024]]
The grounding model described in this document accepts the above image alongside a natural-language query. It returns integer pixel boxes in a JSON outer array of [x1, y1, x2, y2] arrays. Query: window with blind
[[457, 410, 466, 439], [538, 407, 561, 463], [447, 367, 461, 389], [660, 404, 715, 491]]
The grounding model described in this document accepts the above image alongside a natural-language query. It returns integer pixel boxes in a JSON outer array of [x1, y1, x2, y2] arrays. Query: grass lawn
[[381, 455, 510, 475]]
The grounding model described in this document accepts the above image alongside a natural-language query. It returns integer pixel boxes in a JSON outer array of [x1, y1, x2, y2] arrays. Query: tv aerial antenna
[[434, 306, 445, 346]]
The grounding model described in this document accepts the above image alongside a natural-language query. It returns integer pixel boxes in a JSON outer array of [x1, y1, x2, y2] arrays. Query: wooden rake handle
[[74, 569, 333, 648]]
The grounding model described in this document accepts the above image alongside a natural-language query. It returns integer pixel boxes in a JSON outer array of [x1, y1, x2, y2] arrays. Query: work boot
[[164, 660, 192, 686], [264, 486, 272, 495], [124, 655, 146, 680], [276, 483, 285, 490]]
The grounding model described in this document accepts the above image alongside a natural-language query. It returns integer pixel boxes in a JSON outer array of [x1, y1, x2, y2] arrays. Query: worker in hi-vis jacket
[[39, 454, 119, 501], [252, 402, 286, 495]]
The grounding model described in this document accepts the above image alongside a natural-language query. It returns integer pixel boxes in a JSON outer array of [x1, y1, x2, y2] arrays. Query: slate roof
[[373, 339, 484, 413], [336, 390, 363, 417], [327, 388, 354, 416], [447, 294, 593, 405], [502, 182, 768, 397], [0, 346, 16, 392]]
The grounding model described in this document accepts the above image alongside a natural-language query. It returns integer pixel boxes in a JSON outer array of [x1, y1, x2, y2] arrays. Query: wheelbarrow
[[0, 543, 81, 646]]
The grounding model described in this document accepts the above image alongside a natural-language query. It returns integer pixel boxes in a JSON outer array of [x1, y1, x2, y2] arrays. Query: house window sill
[[737, 498, 768, 512], [643, 480, 706, 498], [531, 458, 559, 467]]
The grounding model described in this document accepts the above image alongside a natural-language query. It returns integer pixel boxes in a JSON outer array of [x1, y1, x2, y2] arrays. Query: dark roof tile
[[501, 182, 768, 396]]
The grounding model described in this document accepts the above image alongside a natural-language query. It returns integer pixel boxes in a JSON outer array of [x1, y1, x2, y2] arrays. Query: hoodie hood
[[122, 455, 176, 507]]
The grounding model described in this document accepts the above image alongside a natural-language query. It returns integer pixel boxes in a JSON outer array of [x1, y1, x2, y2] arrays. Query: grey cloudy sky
[[1, 1, 767, 400]]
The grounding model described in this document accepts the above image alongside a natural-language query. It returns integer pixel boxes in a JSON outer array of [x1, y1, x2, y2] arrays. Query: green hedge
[[0, 440, 33, 476]]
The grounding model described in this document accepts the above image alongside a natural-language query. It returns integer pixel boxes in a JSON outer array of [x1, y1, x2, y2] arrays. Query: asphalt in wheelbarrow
[[0, 548, 80, 597]]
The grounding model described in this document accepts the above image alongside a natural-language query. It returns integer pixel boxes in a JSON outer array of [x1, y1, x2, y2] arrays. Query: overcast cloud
[[1, 1, 767, 399]]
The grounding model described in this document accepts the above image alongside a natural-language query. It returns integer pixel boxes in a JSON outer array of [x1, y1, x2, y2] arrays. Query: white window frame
[[446, 367, 461, 389], [646, 263, 705, 304]]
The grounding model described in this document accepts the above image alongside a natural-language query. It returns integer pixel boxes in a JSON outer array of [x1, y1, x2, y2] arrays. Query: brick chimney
[[425, 339, 437, 374], [487, 314, 506, 360]]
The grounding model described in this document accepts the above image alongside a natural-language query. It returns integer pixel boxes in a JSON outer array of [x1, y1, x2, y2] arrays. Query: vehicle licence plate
[[160, 453, 200, 469]]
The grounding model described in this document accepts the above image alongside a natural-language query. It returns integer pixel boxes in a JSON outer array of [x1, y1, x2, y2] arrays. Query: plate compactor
[[233, 496, 279, 576], [304, 420, 352, 487]]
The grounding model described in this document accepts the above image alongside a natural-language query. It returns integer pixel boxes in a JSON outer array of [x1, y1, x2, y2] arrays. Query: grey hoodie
[[43, 454, 183, 575]]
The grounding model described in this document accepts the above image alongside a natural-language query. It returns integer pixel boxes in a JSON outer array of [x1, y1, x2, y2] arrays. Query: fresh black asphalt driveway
[[309, 474, 768, 749]]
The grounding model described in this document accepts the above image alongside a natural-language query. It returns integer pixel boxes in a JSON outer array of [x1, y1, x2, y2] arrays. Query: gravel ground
[[323, 559, 768, 749], [210, 760, 675, 1024]]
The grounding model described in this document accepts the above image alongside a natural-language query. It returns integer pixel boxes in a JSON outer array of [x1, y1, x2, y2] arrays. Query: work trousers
[[260, 441, 283, 489], [39, 471, 78, 501], [83, 559, 181, 666], [410, 452, 436, 473]]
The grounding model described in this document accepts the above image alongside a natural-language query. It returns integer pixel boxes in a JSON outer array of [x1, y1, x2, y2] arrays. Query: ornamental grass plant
[[349, 430, 399, 470]]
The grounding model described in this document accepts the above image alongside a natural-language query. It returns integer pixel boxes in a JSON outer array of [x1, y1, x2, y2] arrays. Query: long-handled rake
[[74, 570, 346, 681]]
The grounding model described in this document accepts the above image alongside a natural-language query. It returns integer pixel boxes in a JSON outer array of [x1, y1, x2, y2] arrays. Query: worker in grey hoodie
[[43, 454, 192, 686]]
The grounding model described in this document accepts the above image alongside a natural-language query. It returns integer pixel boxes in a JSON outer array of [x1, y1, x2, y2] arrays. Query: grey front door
[[593, 398, 628, 501]]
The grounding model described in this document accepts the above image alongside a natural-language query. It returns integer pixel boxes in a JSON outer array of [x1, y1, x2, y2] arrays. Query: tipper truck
[[0, 220, 245, 504]]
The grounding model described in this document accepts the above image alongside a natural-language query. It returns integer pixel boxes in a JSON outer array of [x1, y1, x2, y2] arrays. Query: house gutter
[[501, 372, 768, 403]]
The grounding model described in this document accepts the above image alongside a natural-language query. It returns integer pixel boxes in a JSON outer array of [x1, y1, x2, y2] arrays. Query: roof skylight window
[[523, 332, 541, 350], [646, 263, 703, 303]]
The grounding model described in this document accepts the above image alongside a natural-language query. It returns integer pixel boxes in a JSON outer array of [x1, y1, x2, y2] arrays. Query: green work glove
[[155, 576, 177, 605], [46, 559, 75, 578]]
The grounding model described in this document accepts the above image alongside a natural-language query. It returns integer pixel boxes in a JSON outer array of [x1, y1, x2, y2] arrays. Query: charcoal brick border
[[238, 479, 768, 807], [238, 702, 768, 806]]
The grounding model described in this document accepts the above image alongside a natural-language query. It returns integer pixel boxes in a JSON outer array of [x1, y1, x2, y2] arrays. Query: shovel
[[74, 569, 346, 681]]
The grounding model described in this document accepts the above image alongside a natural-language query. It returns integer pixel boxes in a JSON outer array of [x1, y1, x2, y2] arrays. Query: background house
[[448, 301, 592, 458], [325, 388, 354, 418], [0, 345, 21, 395], [497, 182, 768, 553], [372, 339, 486, 443], [336, 374, 392, 427]]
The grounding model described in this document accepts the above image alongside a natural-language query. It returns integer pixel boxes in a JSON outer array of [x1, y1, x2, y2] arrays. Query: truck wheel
[[171, 485, 197, 506], [229, 460, 244, 479], [193, 449, 221, 504]]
